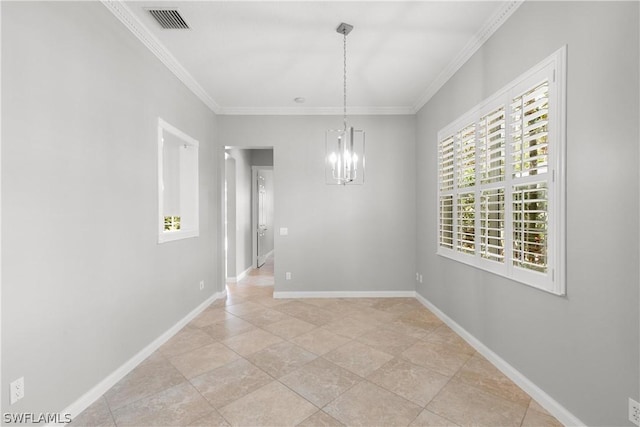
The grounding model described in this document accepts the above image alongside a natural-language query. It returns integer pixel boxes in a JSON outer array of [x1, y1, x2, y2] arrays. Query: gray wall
[[415, 2, 639, 426], [219, 115, 417, 293], [227, 148, 253, 276], [251, 149, 274, 167], [2, 1, 221, 413], [225, 156, 237, 278]]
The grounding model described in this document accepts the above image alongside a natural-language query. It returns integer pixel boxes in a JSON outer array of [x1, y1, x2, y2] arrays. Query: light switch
[[280, 227, 288, 236]]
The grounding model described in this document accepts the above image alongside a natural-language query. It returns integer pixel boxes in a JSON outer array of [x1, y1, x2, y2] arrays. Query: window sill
[[158, 229, 199, 243]]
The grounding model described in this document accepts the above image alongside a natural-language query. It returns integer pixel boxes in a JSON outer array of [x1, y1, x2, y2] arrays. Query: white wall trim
[[58, 290, 226, 424], [274, 290, 416, 299], [414, 292, 585, 427], [226, 265, 253, 283], [412, 0, 524, 112], [100, 0, 221, 114]]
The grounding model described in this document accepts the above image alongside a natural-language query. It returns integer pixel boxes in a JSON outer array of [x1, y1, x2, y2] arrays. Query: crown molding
[[412, 0, 524, 113], [101, 0, 222, 114], [218, 106, 415, 116]]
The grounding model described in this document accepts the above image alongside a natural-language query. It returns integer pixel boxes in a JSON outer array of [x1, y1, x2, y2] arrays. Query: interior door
[[257, 173, 268, 267]]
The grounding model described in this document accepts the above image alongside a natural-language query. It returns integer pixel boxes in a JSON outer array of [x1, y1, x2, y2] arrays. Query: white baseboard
[[273, 290, 416, 299], [414, 292, 584, 427], [226, 265, 252, 283], [237, 266, 252, 282], [58, 290, 227, 425]]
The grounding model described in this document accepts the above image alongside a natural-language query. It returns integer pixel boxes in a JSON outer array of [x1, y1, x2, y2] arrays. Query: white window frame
[[158, 118, 199, 243], [436, 46, 566, 295]]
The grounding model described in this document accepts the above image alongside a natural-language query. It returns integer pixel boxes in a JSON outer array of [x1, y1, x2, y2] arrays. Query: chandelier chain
[[343, 28, 347, 131]]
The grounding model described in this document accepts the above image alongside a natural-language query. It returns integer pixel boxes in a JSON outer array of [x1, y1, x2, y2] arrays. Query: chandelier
[[326, 23, 365, 185]]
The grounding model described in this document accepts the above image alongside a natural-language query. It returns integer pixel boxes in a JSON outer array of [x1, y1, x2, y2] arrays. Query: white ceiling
[[112, 1, 520, 115]]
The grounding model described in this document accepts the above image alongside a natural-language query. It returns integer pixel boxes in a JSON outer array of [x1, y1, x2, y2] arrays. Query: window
[[158, 118, 199, 243], [437, 47, 566, 295]]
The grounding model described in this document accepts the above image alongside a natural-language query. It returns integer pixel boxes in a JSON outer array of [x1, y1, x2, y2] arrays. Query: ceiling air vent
[[148, 9, 189, 29]]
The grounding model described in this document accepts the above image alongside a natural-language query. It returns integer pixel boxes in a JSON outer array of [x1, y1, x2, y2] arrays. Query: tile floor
[[71, 256, 562, 426]]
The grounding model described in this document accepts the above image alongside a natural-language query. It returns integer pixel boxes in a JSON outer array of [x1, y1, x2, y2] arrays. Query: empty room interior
[[2, 1, 639, 426]]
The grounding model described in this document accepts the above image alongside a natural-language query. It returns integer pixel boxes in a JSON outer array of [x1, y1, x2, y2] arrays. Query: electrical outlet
[[199, 280, 204, 290], [629, 398, 640, 426], [10, 377, 24, 405], [285, 272, 292, 280], [419, 274, 423, 283]]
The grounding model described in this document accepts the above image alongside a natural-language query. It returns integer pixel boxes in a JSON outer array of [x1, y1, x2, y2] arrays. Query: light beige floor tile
[[251, 295, 290, 308], [190, 359, 272, 409], [395, 309, 443, 333], [236, 307, 292, 326], [521, 406, 563, 427], [374, 301, 422, 316], [168, 342, 240, 379], [346, 307, 400, 324], [324, 381, 422, 427], [247, 341, 317, 378], [224, 301, 264, 316], [275, 301, 337, 326], [302, 298, 357, 316], [347, 298, 381, 308], [190, 308, 235, 328], [383, 319, 436, 341], [187, 409, 231, 427], [400, 308, 442, 325], [202, 316, 256, 340], [280, 357, 362, 407], [424, 325, 475, 355], [219, 381, 317, 427], [455, 353, 530, 405], [322, 317, 377, 339], [263, 317, 317, 340], [104, 354, 185, 411], [291, 328, 350, 355], [323, 341, 394, 377], [112, 382, 212, 426], [221, 328, 283, 356], [274, 301, 320, 317], [409, 409, 459, 427], [69, 396, 115, 427], [401, 340, 474, 377], [293, 307, 337, 326], [426, 379, 528, 427], [74, 271, 557, 427], [220, 292, 248, 306], [297, 410, 345, 427], [368, 358, 450, 406], [356, 328, 418, 355], [529, 399, 553, 416], [159, 327, 216, 357]]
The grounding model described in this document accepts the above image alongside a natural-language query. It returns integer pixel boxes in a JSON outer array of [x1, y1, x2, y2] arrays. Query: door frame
[[251, 166, 273, 268]]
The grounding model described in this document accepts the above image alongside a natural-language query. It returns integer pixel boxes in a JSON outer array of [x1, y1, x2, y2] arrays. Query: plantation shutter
[[509, 79, 550, 274]]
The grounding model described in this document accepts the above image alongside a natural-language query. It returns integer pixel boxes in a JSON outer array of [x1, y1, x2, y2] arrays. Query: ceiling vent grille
[[148, 9, 189, 29]]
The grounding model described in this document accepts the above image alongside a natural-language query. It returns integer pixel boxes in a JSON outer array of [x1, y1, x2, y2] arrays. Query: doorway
[[224, 147, 274, 287], [253, 166, 274, 269]]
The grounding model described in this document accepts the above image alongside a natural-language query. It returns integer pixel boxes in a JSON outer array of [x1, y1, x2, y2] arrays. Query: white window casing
[[158, 118, 200, 243], [436, 46, 566, 295]]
